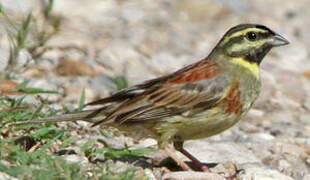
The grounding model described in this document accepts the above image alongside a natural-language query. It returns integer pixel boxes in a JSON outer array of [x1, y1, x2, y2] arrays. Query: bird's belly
[[153, 107, 245, 141], [177, 109, 243, 140]]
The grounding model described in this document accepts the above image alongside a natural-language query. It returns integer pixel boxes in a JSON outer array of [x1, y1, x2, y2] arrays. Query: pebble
[[162, 171, 225, 180], [64, 154, 88, 164], [238, 166, 294, 180], [0, 172, 18, 180]]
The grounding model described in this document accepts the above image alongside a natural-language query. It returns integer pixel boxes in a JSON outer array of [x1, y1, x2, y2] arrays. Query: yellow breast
[[231, 57, 260, 79]]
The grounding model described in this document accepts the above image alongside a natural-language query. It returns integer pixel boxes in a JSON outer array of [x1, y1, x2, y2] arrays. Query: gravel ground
[[1, 0, 309, 179]]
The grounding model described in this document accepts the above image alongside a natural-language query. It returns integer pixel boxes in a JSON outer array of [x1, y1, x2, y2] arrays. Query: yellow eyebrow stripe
[[231, 57, 260, 79]]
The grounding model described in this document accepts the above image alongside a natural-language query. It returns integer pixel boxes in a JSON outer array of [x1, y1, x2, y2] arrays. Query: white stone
[[162, 171, 225, 180], [0, 172, 18, 180], [239, 167, 294, 180], [182, 141, 260, 164]]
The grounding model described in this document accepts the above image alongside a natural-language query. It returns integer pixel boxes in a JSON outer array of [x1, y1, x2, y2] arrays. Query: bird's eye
[[246, 31, 257, 41]]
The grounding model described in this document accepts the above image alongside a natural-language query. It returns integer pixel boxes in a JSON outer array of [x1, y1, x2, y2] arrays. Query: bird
[[11, 24, 289, 172]]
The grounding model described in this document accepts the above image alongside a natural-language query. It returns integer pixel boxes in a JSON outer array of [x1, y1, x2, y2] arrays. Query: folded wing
[[89, 59, 229, 126]]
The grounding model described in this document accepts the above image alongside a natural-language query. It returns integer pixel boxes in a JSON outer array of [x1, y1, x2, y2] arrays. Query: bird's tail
[[7, 109, 105, 126]]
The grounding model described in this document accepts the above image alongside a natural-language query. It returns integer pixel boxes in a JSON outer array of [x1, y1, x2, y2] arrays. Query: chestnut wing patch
[[166, 60, 221, 84], [223, 80, 243, 115]]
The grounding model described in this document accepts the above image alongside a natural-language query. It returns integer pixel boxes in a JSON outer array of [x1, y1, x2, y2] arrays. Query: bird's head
[[216, 24, 289, 65]]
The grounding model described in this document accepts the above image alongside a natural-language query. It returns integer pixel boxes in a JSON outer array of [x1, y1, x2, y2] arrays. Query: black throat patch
[[245, 44, 272, 65]]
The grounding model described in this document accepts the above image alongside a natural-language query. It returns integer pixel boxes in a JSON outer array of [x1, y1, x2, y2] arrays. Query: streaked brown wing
[[90, 59, 229, 126], [112, 83, 224, 123]]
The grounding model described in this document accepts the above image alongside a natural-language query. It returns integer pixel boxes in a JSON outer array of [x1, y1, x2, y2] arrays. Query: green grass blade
[[77, 89, 85, 112], [16, 80, 30, 89]]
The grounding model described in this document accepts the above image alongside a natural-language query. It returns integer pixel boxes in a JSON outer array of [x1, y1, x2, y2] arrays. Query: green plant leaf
[[77, 89, 85, 112], [17, 13, 32, 48], [104, 147, 155, 159], [31, 127, 63, 139], [100, 129, 113, 139], [16, 80, 30, 90], [109, 76, 129, 91]]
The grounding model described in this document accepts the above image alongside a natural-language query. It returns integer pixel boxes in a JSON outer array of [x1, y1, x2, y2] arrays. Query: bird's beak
[[268, 34, 290, 47]]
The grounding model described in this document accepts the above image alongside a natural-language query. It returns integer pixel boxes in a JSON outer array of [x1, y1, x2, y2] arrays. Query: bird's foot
[[164, 147, 193, 171]]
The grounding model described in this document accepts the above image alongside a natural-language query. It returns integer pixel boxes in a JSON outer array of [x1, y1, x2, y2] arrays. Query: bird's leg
[[164, 145, 193, 171], [174, 140, 210, 172]]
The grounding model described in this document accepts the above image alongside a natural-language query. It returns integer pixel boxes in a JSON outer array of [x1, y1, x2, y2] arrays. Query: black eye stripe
[[257, 32, 271, 38], [222, 35, 245, 47]]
